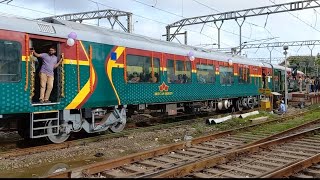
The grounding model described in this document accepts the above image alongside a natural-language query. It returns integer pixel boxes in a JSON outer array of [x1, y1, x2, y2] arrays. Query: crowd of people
[[297, 76, 320, 94]]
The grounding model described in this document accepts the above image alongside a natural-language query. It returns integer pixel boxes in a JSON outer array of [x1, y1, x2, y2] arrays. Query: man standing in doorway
[[262, 70, 266, 89], [31, 47, 64, 103]]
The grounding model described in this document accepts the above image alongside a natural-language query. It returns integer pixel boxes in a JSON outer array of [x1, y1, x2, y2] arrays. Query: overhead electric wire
[[268, 0, 320, 33], [191, 0, 280, 43], [0, 0, 55, 16], [190, 0, 285, 57], [131, 0, 260, 43], [0, 0, 216, 44], [87, 0, 229, 46]]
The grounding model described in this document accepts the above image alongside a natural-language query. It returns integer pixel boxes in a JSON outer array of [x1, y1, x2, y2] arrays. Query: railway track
[[289, 158, 320, 178], [0, 108, 260, 159], [74, 123, 320, 178], [159, 126, 320, 178], [45, 108, 320, 178]]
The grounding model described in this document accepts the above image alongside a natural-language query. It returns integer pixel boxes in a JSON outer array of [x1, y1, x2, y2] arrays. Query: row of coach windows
[[167, 60, 192, 84], [126, 54, 160, 83], [0, 40, 21, 82], [196, 64, 215, 84], [126, 55, 253, 85]]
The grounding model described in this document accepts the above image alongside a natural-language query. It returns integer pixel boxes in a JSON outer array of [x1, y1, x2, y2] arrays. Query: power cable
[[191, 0, 220, 13], [191, 0, 284, 58], [0, 0, 234, 51], [0, 0, 13, 4], [0, 0, 55, 15], [314, 9, 318, 28], [268, 0, 320, 33], [87, 0, 229, 46], [191, 0, 280, 41], [130, 0, 259, 42]]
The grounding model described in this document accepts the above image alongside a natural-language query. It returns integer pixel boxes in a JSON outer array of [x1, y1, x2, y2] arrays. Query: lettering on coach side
[[155, 82, 173, 96]]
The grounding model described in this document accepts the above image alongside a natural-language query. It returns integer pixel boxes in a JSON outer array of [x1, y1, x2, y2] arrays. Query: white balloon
[[67, 38, 75, 46], [190, 56, 195, 61]]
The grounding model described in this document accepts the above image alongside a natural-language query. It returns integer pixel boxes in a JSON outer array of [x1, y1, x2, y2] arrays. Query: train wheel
[[236, 99, 244, 111], [247, 98, 255, 109], [109, 118, 126, 133], [46, 120, 70, 144]]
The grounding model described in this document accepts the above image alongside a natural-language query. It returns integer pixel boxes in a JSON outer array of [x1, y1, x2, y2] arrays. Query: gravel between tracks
[[0, 107, 301, 172], [0, 119, 216, 171]]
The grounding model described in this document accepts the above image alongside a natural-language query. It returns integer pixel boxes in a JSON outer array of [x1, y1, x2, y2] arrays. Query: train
[[0, 15, 303, 143]]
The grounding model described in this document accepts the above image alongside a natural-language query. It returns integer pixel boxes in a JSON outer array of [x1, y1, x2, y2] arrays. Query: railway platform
[[288, 91, 320, 107]]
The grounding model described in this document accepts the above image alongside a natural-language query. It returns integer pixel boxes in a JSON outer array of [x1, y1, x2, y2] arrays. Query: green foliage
[[250, 110, 320, 135]]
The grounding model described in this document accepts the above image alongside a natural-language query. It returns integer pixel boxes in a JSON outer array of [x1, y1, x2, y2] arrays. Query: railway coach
[[0, 15, 289, 143]]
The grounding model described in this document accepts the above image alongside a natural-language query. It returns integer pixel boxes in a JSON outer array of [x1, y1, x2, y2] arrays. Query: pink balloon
[[68, 32, 77, 39], [187, 51, 194, 57]]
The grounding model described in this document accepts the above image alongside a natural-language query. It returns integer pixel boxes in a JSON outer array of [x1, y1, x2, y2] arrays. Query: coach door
[[273, 70, 279, 92], [28, 36, 65, 106]]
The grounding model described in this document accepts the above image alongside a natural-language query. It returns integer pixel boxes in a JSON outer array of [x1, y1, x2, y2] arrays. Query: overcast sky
[[0, 0, 319, 64]]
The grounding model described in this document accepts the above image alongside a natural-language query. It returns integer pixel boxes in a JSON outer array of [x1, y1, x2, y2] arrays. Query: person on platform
[[311, 77, 315, 92], [305, 76, 311, 94], [315, 76, 320, 93], [31, 47, 64, 103], [298, 76, 303, 93]]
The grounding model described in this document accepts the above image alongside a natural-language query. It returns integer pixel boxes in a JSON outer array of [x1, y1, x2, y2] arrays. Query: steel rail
[[151, 126, 320, 178], [45, 108, 318, 178]]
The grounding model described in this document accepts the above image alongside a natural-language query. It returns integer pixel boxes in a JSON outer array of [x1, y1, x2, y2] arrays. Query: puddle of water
[[0, 156, 110, 178]]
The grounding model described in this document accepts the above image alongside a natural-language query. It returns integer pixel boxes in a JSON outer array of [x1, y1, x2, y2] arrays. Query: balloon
[[189, 56, 195, 61], [187, 51, 194, 57], [68, 32, 77, 39], [228, 59, 233, 66], [67, 38, 75, 46]]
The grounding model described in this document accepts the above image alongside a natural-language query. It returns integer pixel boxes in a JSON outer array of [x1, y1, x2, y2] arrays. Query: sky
[[0, 0, 319, 64]]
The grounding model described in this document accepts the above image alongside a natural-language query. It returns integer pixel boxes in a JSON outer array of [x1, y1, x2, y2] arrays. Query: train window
[[220, 66, 234, 85], [239, 67, 250, 84], [197, 64, 215, 84], [167, 59, 192, 84], [126, 54, 160, 83], [167, 60, 175, 83], [0, 40, 21, 82]]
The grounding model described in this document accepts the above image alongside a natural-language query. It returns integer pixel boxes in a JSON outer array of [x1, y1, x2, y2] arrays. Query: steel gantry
[[249, 57, 285, 63], [241, 40, 320, 49], [240, 40, 320, 63], [166, 0, 320, 52], [37, 9, 133, 33]]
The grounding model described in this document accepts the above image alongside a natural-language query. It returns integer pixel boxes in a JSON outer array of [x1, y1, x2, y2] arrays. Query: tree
[[316, 53, 320, 66]]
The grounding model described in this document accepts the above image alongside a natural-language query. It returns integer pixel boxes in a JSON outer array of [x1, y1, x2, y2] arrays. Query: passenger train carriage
[[0, 15, 298, 143]]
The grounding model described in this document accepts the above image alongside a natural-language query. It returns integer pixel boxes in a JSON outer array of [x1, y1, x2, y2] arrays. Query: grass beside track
[[250, 110, 320, 135]]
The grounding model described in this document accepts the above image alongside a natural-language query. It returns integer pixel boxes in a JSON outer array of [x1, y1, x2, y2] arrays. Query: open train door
[[262, 67, 267, 89], [27, 35, 66, 106]]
